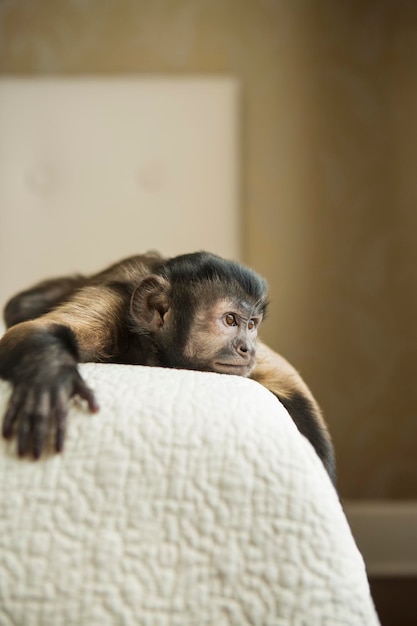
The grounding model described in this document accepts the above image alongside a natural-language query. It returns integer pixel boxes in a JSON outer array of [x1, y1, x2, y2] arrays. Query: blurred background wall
[[0, 0, 416, 501]]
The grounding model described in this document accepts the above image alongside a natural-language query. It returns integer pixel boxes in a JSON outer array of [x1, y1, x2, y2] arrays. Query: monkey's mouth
[[214, 362, 253, 376]]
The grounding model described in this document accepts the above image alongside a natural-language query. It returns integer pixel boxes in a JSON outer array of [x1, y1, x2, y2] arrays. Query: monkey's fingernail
[[84, 391, 99, 412]]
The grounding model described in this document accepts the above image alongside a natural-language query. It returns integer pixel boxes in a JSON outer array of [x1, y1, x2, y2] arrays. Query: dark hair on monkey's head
[[158, 251, 269, 315]]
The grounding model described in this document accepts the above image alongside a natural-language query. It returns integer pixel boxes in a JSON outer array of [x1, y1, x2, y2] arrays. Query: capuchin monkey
[[0, 252, 335, 484]]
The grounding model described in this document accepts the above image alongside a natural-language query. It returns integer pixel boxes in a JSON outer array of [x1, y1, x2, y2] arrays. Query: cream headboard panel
[[0, 77, 240, 309]]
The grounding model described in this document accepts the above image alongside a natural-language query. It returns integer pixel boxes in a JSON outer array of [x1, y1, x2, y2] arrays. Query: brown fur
[[42, 287, 126, 361]]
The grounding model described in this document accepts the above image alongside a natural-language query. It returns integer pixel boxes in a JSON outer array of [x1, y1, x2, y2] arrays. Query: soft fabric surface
[[0, 363, 379, 626]]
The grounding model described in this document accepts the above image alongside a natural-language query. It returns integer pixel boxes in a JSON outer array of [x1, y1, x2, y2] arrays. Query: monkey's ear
[[130, 275, 171, 331]]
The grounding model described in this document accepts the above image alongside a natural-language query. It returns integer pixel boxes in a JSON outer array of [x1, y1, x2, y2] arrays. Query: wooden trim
[[344, 500, 417, 576]]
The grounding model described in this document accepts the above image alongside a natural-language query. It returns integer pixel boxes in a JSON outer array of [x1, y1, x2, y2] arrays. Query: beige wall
[[1, 0, 416, 499]]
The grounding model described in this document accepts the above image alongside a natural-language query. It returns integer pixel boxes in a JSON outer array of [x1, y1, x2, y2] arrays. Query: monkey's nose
[[237, 342, 251, 357], [233, 338, 253, 360]]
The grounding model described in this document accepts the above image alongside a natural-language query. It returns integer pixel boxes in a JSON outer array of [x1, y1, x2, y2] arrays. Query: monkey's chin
[[213, 363, 253, 377]]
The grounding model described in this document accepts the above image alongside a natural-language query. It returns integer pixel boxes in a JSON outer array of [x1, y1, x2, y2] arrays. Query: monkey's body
[[0, 252, 335, 484]]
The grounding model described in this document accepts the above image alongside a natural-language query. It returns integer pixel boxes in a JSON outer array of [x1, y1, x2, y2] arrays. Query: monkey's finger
[[17, 389, 38, 457], [73, 374, 99, 413], [32, 392, 50, 459], [2, 392, 23, 438], [54, 388, 68, 453], [17, 413, 32, 457], [54, 407, 67, 453]]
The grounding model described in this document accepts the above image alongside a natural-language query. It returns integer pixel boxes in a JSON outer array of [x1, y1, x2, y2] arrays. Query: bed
[[0, 362, 380, 625]]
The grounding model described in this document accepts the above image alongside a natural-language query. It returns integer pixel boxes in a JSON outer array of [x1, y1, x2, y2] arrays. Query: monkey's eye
[[248, 319, 257, 331], [225, 313, 237, 326]]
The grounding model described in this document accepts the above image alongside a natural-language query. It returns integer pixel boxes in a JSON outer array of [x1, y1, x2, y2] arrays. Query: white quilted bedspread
[[0, 363, 379, 626]]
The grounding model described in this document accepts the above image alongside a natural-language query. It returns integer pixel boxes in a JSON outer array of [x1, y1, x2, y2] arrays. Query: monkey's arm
[[0, 285, 125, 457], [4, 274, 88, 328], [4, 253, 163, 329], [251, 341, 336, 485]]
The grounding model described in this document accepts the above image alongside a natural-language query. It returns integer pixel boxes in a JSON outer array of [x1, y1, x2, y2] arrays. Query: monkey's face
[[130, 270, 267, 376], [181, 299, 263, 377]]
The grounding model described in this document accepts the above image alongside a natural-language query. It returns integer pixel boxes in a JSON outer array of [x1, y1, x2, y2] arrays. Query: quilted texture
[[0, 363, 379, 626]]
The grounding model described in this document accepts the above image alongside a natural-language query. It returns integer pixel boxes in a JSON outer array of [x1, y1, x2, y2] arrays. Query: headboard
[[0, 77, 240, 310]]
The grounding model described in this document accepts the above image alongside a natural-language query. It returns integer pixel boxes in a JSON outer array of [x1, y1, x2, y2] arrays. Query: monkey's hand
[[0, 323, 99, 458]]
